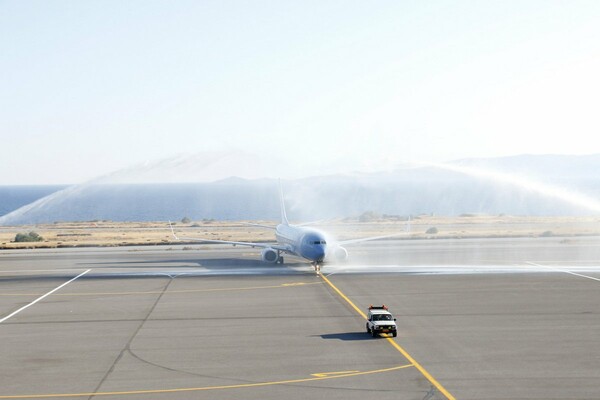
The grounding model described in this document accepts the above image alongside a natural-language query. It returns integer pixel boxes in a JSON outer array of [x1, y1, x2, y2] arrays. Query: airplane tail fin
[[279, 180, 290, 226]]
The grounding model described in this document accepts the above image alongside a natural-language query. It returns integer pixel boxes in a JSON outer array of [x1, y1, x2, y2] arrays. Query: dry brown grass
[[1, 216, 599, 250]]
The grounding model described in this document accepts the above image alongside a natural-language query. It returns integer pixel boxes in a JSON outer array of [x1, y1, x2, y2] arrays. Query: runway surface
[[1, 237, 600, 399]]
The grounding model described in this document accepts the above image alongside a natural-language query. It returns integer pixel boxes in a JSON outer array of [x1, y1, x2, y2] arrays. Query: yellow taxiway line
[[320, 274, 456, 400], [0, 365, 412, 399], [0, 281, 321, 297]]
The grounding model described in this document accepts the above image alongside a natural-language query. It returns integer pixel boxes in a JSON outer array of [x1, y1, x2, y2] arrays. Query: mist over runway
[[1, 237, 600, 399]]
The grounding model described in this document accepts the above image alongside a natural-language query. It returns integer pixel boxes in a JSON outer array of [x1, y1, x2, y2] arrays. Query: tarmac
[[1, 236, 599, 399]]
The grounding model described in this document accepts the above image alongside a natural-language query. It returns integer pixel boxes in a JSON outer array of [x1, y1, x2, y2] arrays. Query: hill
[[1, 154, 599, 225]]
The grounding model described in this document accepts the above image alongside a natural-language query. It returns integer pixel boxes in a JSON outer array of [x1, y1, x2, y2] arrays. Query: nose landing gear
[[312, 261, 322, 274]]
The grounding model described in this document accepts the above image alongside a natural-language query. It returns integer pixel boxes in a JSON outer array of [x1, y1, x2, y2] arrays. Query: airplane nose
[[315, 246, 326, 261]]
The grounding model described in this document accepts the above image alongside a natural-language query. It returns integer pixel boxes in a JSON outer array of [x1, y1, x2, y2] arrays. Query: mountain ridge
[[1, 154, 599, 225]]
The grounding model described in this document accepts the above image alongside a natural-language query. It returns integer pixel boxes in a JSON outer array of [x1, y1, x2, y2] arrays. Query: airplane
[[169, 183, 409, 272]]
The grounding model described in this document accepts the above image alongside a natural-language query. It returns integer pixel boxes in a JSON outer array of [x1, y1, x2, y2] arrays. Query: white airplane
[[170, 184, 408, 272]]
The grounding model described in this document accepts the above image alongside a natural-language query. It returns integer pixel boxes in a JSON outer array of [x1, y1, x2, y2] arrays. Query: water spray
[[421, 161, 600, 214]]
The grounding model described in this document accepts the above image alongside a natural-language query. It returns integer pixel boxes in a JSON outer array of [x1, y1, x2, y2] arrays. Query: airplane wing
[[295, 219, 326, 227], [169, 221, 291, 252], [237, 222, 277, 230], [336, 231, 409, 245], [176, 236, 291, 252], [338, 217, 411, 245]]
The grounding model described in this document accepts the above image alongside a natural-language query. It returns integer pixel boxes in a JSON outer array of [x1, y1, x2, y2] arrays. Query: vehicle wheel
[[371, 330, 377, 338], [392, 332, 397, 338], [366, 323, 370, 333]]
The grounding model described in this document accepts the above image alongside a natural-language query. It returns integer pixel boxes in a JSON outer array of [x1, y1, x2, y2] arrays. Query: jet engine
[[261, 248, 280, 263], [330, 246, 348, 262]]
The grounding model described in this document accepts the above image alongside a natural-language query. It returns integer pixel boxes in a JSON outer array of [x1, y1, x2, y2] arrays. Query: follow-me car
[[366, 305, 397, 337]]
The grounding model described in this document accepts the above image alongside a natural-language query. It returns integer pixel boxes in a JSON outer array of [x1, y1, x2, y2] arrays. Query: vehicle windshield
[[373, 314, 392, 321]]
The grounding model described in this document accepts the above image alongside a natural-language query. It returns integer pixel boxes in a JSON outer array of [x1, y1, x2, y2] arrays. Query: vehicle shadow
[[315, 332, 373, 341]]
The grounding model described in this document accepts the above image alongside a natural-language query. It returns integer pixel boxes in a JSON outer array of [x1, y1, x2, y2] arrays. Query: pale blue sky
[[2, 1, 599, 184]]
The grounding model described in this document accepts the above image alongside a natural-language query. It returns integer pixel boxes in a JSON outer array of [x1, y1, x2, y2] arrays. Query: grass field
[[1, 215, 599, 249]]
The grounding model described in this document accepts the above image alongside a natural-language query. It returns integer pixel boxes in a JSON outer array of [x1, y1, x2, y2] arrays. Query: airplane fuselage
[[171, 182, 397, 270], [275, 224, 327, 263]]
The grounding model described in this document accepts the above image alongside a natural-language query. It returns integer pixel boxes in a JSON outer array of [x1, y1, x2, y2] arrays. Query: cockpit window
[[312, 240, 326, 245]]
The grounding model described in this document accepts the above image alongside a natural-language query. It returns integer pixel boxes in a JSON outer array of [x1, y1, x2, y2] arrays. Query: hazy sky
[[2, 1, 599, 184]]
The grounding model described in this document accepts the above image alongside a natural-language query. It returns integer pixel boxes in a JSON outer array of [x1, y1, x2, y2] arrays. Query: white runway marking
[[0, 269, 90, 324], [322, 264, 545, 275], [526, 262, 600, 282], [322, 262, 600, 276], [0, 268, 79, 275]]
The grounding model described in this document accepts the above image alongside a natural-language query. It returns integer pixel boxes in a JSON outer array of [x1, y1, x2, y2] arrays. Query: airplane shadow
[[84, 258, 305, 268]]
